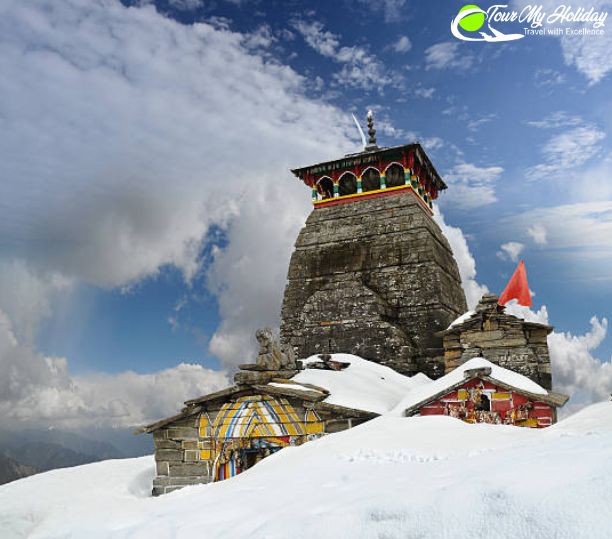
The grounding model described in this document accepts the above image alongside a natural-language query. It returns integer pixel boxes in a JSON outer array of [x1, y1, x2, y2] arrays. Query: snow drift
[[1, 403, 611, 538]]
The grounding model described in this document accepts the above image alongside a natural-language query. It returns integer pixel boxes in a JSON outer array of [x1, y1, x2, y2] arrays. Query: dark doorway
[[361, 168, 381, 192]]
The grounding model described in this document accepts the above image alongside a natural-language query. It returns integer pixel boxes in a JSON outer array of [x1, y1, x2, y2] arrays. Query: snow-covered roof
[[392, 357, 552, 415], [447, 310, 474, 329], [271, 353, 430, 415]]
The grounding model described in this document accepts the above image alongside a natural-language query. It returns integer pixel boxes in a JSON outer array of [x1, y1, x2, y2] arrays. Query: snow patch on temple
[[270, 353, 431, 414]]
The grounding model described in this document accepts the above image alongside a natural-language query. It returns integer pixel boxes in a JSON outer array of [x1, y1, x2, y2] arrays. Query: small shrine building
[[402, 357, 568, 427]]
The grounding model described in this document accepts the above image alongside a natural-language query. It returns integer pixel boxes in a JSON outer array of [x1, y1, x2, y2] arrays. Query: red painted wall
[[418, 378, 554, 428]]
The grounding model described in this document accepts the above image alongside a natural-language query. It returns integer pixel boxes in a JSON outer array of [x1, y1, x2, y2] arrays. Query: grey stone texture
[[280, 191, 468, 378], [151, 417, 211, 496], [442, 293, 553, 389]]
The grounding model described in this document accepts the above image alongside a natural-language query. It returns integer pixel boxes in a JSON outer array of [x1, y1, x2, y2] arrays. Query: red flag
[[499, 260, 532, 306]]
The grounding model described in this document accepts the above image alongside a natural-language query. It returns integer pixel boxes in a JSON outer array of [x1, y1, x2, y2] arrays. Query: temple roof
[[291, 142, 447, 191], [396, 358, 569, 416]]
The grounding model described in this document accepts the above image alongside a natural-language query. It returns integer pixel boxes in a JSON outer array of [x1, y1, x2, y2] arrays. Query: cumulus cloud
[[497, 241, 525, 263], [425, 42, 474, 70], [496, 301, 612, 412], [434, 208, 489, 310], [0, 0, 360, 427], [0, 307, 229, 429], [0, 0, 352, 290], [549, 317, 612, 407], [207, 180, 310, 365], [441, 162, 504, 210]]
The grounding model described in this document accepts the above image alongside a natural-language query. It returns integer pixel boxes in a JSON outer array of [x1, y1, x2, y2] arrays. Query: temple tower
[[280, 115, 468, 378]]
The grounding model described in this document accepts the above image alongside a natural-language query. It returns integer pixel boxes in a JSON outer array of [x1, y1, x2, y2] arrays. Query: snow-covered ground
[[1, 403, 611, 539]]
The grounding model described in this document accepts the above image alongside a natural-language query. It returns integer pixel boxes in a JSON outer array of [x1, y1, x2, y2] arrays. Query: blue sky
[[0, 0, 611, 430]]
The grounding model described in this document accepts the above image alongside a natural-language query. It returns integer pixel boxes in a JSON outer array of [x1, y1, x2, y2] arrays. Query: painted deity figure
[[255, 328, 297, 371]]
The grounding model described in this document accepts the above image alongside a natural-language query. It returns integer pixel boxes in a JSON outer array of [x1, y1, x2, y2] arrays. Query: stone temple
[[280, 117, 468, 379]]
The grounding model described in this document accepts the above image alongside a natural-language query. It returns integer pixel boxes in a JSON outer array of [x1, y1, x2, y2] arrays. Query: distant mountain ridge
[[0, 426, 153, 485], [0, 428, 127, 485], [2, 442, 100, 473], [0, 454, 38, 485]]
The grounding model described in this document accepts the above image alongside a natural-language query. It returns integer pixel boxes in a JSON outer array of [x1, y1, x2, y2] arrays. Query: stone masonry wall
[[443, 294, 553, 390], [152, 416, 210, 496], [151, 394, 373, 495], [280, 191, 467, 378]]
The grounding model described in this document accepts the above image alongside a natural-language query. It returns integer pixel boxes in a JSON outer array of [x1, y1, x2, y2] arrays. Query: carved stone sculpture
[[255, 327, 297, 371]]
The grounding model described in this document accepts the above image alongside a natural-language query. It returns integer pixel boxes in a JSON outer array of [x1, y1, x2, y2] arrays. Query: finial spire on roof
[[365, 110, 378, 150]]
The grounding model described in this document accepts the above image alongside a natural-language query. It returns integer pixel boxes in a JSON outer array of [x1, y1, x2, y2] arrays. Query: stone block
[[167, 427, 198, 440], [184, 450, 198, 462], [181, 440, 198, 450], [156, 461, 170, 476], [153, 430, 168, 441], [154, 450, 183, 462], [168, 462, 210, 476], [154, 439, 181, 450]]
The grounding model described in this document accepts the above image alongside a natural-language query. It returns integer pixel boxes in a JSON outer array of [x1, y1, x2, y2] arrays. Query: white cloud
[[392, 36, 412, 53], [527, 224, 548, 246], [207, 180, 310, 365], [242, 25, 276, 50], [425, 42, 473, 70], [413, 86, 435, 99], [292, 20, 398, 91], [468, 114, 497, 132], [0, 1, 353, 290], [549, 317, 612, 407], [0, 272, 229, 428], [0, 260, 71, 344], [534, 68, 567, 88], [526, 111, 583, 129], [441, 162, 504, 210], [502, 201, 612, 283], [434, 208, 489, 310], [494, 300, 612, 412], [167, 0, 204, 10], [526, 125, 605, 180], [497, 241, 525, 263], [0, 0, 359, 427], [512, 0, 612, 84]]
